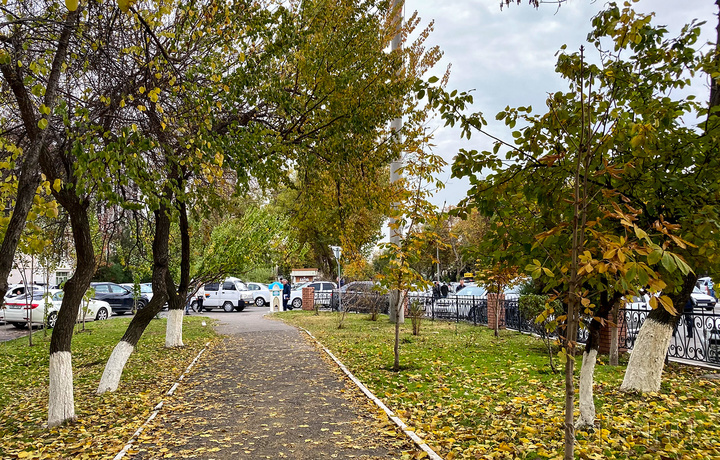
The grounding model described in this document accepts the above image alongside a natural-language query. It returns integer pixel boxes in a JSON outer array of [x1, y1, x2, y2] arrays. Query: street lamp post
[[388, 0, 404, 325], [330, 245, 342, 312]]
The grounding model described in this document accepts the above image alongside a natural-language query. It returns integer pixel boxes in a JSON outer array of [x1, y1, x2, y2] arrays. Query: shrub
[[408, 299, 424, 335]]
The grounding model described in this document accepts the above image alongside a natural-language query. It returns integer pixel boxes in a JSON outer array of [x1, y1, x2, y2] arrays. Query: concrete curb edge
[[300, 327, 443, 460]]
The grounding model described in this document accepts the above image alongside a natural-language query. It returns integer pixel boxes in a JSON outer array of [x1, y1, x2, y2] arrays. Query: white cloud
[[407, 0, 718, 207]]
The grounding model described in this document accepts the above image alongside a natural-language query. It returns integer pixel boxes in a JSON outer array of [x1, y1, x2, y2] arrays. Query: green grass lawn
[[279, 311, 720, 460], [0, 317, 219, 459]]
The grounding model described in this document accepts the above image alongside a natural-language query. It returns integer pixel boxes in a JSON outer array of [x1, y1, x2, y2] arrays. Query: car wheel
[[236, 305, 246, 312], [255, 297, 265, 307], [47, 312, 58, 328], [95, 307, 109, 321], [292, 298, 302, 309], [137, 300, 147, 310], [222, 301, 234, 312]]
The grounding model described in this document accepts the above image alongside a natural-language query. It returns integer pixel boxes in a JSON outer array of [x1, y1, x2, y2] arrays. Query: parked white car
[[5, 284, 44, 301], [289, 281, 337, 309], [198, 277, 253, 312], [4, 289, 112, 328], [246, 282, 271, 307], [691, 286, 717, 311]]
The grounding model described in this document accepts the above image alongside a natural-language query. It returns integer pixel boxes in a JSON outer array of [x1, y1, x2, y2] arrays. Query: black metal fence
[[313, 291, 720, 368], [620, 306, 720, 365]]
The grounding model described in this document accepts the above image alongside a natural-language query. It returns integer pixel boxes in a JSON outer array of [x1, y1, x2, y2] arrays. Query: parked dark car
[[331, 281, 389, 313], [90, 282, 148, 315]]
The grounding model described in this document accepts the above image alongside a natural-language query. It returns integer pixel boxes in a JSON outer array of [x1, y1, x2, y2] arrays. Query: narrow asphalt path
[[128, 307, 418, 459]]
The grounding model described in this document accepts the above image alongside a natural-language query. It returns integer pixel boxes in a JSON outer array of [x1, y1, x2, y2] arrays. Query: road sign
[[329, 245, 342, 259]]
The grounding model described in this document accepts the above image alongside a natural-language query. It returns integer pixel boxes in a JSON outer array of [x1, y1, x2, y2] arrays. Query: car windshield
[[693, 287, 705, 294]]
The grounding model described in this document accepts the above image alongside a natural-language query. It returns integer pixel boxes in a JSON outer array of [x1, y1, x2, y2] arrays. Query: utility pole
[[436, 201, 445, 283], [388, 0, 404, 324]]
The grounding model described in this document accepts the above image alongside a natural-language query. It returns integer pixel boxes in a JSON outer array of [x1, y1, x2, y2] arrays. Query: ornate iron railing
[[620, 306, 720, 366], [314, 291, 720, 367]]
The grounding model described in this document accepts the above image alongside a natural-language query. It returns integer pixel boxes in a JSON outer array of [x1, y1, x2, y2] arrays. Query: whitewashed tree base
[[621, 318, 673, 393], [165, 309, 185, 348], [97, 341, 135, 394], [48, 351, 75, 427], [575, 349, 597, 430]]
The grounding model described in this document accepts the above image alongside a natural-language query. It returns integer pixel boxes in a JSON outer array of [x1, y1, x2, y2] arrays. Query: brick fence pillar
[[487, 293, 506, 331], [598, 309, 628, 355], [301, 287, 315, 311]]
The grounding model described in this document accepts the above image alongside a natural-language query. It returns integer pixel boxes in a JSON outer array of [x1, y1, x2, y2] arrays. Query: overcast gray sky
[[408, 0, 718, 208]]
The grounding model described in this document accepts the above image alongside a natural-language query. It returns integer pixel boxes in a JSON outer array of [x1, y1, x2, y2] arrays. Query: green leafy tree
[[424, 3, 716, 456], [377, 128, 446, 370]]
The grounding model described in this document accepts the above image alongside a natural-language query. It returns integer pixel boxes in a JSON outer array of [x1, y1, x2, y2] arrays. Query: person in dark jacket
[[440, 283, 449, 298], [282, 279, 291, 310], [684, 298, 695, 339], [432, 281, 440, 300]]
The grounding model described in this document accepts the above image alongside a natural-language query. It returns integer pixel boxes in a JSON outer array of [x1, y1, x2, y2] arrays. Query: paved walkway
[[128, 310, 418, 459]]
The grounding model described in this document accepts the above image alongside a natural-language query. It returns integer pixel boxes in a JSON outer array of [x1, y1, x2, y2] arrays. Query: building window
[[55, 271, 70, 287]]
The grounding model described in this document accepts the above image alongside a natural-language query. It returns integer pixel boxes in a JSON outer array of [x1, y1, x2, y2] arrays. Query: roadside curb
[[299, 327, 443, 460], [113, 341, 211, 460]]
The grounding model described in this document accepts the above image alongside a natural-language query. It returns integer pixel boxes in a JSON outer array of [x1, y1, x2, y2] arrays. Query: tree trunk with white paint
[[48, 352, 75, 426], [164, 200, 191, 348], [620, 318, 674, 393], [575, 292, 617, 430], [97, 294, 169, 394], [165, 309, 185, 348], [98, 205, 171, 393], [97, 341, 135, 394], [43, 146, 98, 426], [3, 8, 85, 427], [46, 196, 96, 426], [621, 273, 696, 393], [575, 348, 597, 430]]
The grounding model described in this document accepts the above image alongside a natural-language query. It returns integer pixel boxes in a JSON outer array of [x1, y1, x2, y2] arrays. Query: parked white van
[[198, 277, 253, 312]]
